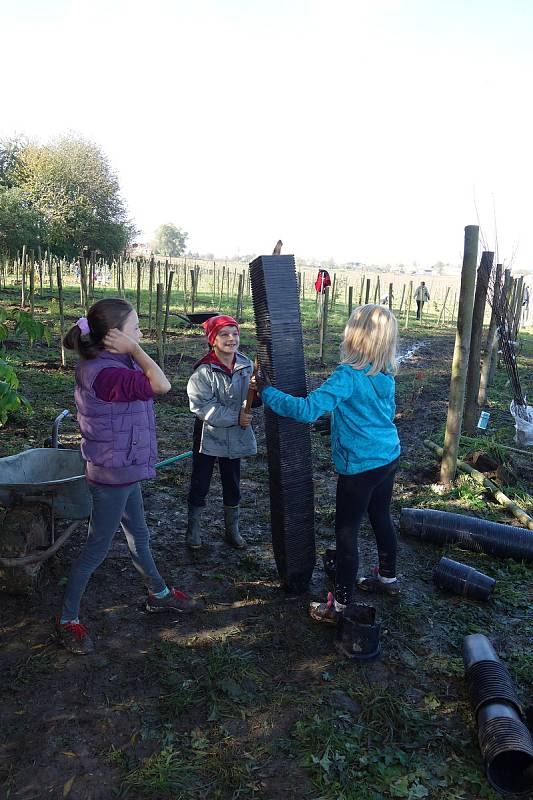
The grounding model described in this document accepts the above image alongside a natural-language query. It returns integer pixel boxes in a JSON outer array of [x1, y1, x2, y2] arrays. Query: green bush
[[0, 359, 31, 426]]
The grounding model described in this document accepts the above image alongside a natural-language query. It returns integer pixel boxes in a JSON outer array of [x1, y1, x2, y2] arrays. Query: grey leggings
[[61, 482, 166, 620]]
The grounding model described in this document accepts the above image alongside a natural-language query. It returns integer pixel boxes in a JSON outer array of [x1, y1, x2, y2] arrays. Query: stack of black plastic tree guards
[[400, 508, 533, 563], [249, 254, 315, 593], [463, 634, 533, 796]]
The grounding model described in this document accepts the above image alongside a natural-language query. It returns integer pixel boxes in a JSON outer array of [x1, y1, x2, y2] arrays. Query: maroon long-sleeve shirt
[[93, 368, 154, 402]]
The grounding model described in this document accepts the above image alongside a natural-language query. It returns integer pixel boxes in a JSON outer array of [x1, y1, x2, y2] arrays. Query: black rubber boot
[[186, 505, 203, 549], [335, 603, 382, 661], [223, 505, 246, 549]]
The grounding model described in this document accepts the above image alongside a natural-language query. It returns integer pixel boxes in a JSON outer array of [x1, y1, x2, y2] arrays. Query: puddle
[[398, 340, 427, 364]]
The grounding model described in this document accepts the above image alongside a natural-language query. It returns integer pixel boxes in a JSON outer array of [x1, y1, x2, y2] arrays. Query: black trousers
[[416, 300, 424, 319], [334, 458, 399, 605], [188, 419, 241, 507]]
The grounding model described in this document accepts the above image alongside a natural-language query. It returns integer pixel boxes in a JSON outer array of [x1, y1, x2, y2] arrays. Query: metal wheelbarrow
[[0, 411, 91, 590]]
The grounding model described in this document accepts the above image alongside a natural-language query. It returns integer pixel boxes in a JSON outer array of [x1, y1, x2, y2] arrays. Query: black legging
[[334, 458, 399, 605], [188, 417, 241, 507]]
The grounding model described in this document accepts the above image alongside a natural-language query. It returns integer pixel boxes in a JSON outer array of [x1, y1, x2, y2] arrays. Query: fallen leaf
[[63, 777, 75, 797]]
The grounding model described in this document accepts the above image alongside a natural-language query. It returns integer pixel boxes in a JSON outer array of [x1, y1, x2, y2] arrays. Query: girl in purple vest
[[56, 298, 201, 655]]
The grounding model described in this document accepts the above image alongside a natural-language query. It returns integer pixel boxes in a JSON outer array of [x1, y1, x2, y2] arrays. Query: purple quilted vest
[[75, 351, 158, 484]]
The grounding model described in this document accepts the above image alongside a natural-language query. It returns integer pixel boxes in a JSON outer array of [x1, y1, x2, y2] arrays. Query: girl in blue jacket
[[258, 304, 401, 623]]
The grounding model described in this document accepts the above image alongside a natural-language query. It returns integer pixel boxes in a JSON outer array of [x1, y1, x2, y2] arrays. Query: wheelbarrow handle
[[52, 409, 71, 448], [155, 451, 193, 469]]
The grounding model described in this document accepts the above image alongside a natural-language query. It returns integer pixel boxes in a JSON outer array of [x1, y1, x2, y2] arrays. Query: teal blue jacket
[[261, 364, 400, 475]]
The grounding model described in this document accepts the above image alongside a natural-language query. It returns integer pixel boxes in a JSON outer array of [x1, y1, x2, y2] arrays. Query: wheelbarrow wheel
[[0, 504, 51, 595]]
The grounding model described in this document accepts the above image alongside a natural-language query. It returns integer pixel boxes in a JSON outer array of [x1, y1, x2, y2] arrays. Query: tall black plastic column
[[249, 255, 315, 592]]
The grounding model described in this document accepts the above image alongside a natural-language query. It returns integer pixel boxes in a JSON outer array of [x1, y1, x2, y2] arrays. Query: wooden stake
[[404, 281, 413, 329], [319, 286, 329, 363], [478, 263, 502, 407], [21, 245, 27, 308], [440, 225, 479, 484], [56, 261, 66, 367], [28, 250, 35, 314], [136, 259, 142, 315], [398, 283, 406, 314], [164, 271, 174, 343], [148, 256, 155, 333], [156, 283, 165, 369], [463, 251, 493, 433], [348, 286, 353, 317], [437, 287, 450, 325]]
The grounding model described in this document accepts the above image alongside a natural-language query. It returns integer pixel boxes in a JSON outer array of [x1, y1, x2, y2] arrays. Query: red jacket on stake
[[314, 269, 332, 293]]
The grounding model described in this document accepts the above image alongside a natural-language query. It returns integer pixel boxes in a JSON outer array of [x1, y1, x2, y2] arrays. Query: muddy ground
[[1, 324, 532, 800]]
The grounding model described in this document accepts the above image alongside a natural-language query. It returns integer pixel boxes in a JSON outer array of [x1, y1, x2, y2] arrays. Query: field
[[0, 273, 532, 800]]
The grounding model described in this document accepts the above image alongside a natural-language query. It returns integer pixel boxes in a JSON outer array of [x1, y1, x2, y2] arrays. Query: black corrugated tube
[[463, 634, 533, 796], [433, 557, 495, 601], [400, 508, 533, 563]]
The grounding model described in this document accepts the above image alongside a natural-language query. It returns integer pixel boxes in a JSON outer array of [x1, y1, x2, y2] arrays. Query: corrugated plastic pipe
[[463, 634, 533, 797], [400, 508, 533, 562]]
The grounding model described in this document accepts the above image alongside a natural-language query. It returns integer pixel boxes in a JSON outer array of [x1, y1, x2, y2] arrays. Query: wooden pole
[[365, 278, 370, 304], [28, 250, 35, 314], [478, 262, 502, 407], [148, 255, 155, 333], [79, 256, 89, 314], [190, 269, 196, 313], [463, 251, 493, 433], [437, 287, 450, 325], [155, 283, 165, 369], [47, 250, 53, 291], [359, 275, 365, 304], [56, 262, 66, 367], [451, 291, 457, 324], [348, 286, 353, 318], [136, 259, 142, 315], [330, 273, 337, 310], [37, 245, 43, 297], [164, 271, 174, 344], [21, 245, 27, 308], [319, 286, 329, 363], [512, 276, 524, 339], [404, 281, 413, 329], [398, 283, 406, 314], [373, 276, 380, 304], [388, 282, 393, 310], [440, 225, 479, 484], [235, 274, 243, 322]]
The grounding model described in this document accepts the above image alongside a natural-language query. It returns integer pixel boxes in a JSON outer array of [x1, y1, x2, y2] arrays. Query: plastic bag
[[510, 400, 533, 446]]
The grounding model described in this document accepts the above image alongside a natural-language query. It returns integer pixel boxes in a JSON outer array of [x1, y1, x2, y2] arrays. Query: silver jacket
[[187, 352, 257, 458]]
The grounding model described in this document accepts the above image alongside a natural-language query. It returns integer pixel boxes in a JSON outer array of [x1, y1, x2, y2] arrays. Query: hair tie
[[76, 317, 90, 335]]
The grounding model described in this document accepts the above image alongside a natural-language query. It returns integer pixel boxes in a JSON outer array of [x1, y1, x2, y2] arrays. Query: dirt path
[[1, 332, 531, 800]]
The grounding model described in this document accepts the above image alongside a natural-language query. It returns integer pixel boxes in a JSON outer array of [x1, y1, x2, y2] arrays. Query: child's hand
[[239, 409, 252, 428], [104, 329, 139, 355], [255, 368, 272, 393]]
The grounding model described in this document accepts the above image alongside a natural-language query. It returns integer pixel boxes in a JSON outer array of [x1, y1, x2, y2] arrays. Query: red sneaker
[[55, 618, 94, 655], [146, 587, 203, 613]]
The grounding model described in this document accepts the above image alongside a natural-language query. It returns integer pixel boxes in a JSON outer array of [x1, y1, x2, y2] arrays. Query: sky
[[2, 0, 533, 270]]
